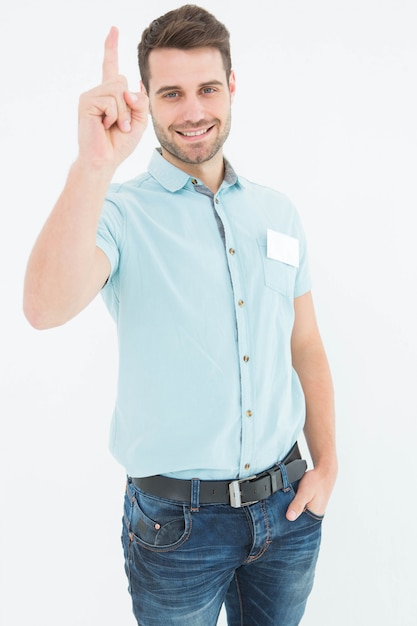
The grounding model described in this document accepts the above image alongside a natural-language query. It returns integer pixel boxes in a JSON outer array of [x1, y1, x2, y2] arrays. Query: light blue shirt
[[96, 149, 311, 479]]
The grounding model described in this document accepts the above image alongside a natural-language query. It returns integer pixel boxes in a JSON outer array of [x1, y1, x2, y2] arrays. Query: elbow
[[24, 311, 66, 331], [23, 294, 65, 330], [24, 317, 55, 332], [23, 306, 57, 331], [23, 294, 41, 330], [23, 272, 73, 329]]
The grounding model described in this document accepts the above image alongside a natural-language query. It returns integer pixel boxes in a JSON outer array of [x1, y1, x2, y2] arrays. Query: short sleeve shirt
[[96, 149, 311, 479]]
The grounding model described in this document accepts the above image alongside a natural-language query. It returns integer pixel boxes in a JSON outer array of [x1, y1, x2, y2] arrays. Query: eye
[[164, 91, 179, 99], [202, 87, 216, 94]]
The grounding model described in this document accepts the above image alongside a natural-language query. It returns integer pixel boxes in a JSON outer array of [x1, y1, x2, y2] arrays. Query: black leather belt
[[131, 442, 307, 508]]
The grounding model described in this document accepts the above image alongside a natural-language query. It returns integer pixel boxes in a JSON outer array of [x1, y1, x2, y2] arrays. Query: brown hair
[[138, 4, 232, 92]]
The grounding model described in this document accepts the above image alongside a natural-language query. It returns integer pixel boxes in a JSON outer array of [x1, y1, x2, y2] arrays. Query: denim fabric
[[122, 478, 322, 625]]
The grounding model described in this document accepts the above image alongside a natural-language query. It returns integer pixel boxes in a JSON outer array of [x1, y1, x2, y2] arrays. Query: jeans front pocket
[[288, 480, 325, 522], [127, 481, 192, 552], [303, 508, 325, 521]]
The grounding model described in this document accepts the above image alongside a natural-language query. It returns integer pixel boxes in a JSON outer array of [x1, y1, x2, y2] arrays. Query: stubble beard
[[151, 111, 232, 166]]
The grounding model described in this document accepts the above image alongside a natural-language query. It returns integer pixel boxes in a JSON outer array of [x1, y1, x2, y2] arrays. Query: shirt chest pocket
[[257, 241, 297, 298]]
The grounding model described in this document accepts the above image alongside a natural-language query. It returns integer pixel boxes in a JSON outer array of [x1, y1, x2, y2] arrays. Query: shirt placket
[[212, 191, 255, 479]]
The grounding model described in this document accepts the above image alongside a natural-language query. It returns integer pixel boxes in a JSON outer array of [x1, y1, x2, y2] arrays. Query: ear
[[229, 70, 236, 103], [140, 79, 148, 96]]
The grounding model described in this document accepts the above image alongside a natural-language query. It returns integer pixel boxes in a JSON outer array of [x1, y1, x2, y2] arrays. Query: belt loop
[[279, 462, 291, 492], [190, 478, 200, 512]]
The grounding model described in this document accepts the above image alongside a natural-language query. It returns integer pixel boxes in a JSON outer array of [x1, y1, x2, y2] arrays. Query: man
[[24, 5, 337, 625]]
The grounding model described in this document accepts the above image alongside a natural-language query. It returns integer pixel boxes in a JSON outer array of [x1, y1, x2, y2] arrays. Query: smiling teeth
[[181, 129, 208, 136]]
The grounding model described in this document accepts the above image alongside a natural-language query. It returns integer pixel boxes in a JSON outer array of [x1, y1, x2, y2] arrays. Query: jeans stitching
[[233, 572, 245, 626], [244, 500, 272, 563]]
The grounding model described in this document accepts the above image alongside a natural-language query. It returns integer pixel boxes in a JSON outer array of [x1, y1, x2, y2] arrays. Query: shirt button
[[229, 248, 235, 255], [238, 299, 244, 307], [246, 410, 252, 417], [215, 198, 219, 204], [243, 355, 250, 362], [244, 463, 251, 470], [191, 178, 198, 185]]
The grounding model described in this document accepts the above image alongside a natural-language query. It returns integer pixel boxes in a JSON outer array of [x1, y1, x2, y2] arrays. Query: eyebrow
[[155, 80, 225, 96]]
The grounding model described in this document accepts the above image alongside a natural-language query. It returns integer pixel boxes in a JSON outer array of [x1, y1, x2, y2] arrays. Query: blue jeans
[[122, 476, 323, 625]]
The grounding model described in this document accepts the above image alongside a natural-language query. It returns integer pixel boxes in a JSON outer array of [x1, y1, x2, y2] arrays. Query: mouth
[[176, 125, 214, 138]]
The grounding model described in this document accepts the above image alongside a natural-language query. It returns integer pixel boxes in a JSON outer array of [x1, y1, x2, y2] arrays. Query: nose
[[180, 94, 206, 124]]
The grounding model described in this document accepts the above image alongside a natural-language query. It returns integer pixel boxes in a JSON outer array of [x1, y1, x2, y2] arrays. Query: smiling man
[[24, 5, 337, 626], [149, 47, 234, 181]]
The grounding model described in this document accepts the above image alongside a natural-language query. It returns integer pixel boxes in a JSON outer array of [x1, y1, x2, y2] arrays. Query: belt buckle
[[229, 475, 258, 508]]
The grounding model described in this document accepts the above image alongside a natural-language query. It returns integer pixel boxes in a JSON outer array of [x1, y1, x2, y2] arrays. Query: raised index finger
[[102, 26, 119, 82]]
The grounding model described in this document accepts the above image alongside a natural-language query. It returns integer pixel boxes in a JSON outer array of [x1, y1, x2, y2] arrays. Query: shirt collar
[[148, 148, 242, 192]]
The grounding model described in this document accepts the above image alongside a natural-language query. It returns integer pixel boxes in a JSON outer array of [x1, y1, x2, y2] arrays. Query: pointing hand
[[78, 27, 149, 169]]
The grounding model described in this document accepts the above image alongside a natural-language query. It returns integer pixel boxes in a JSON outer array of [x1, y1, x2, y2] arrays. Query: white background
[[1, 1, 416, 624]]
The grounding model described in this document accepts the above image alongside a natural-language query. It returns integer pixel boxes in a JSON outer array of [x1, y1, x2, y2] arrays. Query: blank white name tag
[[267, 229, 299, 267]]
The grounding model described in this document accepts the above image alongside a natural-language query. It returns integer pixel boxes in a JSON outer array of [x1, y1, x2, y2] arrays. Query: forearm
[[285, 339, 337, 520], [299, 344, 338, 476], [23, 159, 113, 329]]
